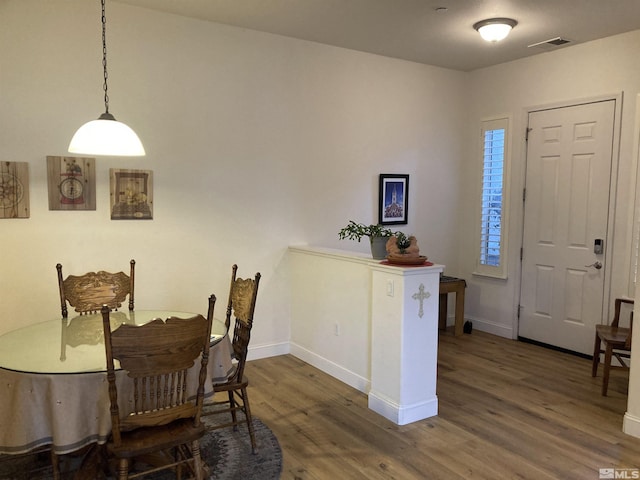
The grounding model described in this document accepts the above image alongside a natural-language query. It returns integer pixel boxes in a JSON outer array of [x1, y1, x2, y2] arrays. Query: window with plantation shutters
[[476, 117, 510, 278]]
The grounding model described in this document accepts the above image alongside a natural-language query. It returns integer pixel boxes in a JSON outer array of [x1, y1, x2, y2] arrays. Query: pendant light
[[69, 0, 145, 156], [473, 18, 518, 43]]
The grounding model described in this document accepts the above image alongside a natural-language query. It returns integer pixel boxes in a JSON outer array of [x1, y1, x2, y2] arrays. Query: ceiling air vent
[[528, 37, 571, 49]]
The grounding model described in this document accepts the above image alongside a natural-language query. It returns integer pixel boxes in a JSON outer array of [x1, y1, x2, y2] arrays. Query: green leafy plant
[[338, 221, 394, 242]]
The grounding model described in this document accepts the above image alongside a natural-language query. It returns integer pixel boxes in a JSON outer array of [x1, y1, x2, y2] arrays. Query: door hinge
[[523, 188, 526, 202], [525, 127, 532, 141], [517, 305, 521, 319], [520, 247, 523, 261]]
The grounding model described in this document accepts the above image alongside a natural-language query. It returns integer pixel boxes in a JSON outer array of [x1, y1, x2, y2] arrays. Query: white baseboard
[[368, 390, 438, 425], [623, 412, 640, 438], [465, 315, 513, 339], [247, 341, 290, 361], [289, 342, 370, 393]]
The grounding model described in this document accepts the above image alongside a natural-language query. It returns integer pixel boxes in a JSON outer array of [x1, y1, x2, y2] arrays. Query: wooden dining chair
[[101, 295, 216, 480], [203, 264, 261, 453], [57, 260, 136, 317], [591, 297, 634, 396], [52, 260, 136, 477]]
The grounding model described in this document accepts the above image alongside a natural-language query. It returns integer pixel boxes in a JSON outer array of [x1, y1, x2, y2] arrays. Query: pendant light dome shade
[[69, 113, 145, 156], [68, 0, 145, 157], [473, 18, 517, 42]]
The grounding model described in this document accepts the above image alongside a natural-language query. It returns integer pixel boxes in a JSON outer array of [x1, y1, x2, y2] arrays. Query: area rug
[[0, 415, 282, 479]]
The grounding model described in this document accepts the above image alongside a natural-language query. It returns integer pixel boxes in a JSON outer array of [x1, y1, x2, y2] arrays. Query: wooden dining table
[[0, 310, 232, 457]]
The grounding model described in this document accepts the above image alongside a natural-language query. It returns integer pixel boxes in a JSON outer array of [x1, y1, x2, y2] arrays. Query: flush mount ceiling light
[[473, 18, 518, 43], [69, 0, 145, 156]]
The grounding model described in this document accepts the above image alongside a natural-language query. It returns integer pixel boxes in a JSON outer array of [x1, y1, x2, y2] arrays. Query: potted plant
[[338, 220, 394, 259]]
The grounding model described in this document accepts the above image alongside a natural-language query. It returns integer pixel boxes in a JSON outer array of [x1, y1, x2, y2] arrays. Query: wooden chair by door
[[57, 260, 135, 317], [591, 297, 634, 396], [203, 264, 261, 453], [101, 294, 216, 480]]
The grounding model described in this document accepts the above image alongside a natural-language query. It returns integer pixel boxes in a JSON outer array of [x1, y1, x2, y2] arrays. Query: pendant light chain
[[101, 0, 110, 115]]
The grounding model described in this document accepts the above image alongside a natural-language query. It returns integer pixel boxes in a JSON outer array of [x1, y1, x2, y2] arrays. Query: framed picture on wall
[[46, 156, 96, 210], [0, 161, 30, 218], [109, 168, 153, 220], [378, 174, 409, 225]]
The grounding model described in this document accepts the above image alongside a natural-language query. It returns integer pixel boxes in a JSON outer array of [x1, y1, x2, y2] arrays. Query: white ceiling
[[114, 0, 640, 71]]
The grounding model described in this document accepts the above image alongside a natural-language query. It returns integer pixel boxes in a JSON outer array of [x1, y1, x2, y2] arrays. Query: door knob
[[585, 261, 603, 270]]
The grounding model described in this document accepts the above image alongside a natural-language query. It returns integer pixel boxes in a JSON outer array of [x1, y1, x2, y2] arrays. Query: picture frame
[[378, 174, 409, 225], [109, 168, 153, 220], [0, 161, 30, 218], [46, 156, 96, 211]]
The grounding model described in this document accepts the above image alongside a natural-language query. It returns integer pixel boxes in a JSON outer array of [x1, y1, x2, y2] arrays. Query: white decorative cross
[[412, 283, 431, 318]]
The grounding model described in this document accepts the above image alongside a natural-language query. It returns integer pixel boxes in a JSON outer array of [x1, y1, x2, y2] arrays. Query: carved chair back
[[57, 260, 135, 317], [224, 264, 261, 383], [101, 296, 215, 446]]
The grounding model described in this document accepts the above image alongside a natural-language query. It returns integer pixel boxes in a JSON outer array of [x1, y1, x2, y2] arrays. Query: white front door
[[519, 100, 616, 354]]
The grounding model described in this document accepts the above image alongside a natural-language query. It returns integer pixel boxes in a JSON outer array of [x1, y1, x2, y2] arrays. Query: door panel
[[519, 100, 615, 354]]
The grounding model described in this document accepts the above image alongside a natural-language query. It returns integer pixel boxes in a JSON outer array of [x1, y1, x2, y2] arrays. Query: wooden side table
[[439, 276, 466, 336]]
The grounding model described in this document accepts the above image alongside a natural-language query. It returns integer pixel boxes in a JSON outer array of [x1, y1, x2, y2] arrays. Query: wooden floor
[[245, 329, 640, 480]]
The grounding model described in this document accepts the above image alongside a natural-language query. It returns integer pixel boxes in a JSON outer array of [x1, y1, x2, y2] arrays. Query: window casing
[[475, 117, 510, 278]]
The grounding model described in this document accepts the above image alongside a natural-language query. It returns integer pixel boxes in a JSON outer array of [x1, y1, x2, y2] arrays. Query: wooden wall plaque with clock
[[46, 156, 96, 210]]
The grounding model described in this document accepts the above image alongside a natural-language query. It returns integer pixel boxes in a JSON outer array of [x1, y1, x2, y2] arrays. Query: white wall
[[460, 30, 640, 338], [624, 96, 640, 438], [289, 247, 374, 392], [624, 281, 640, 436], [0, 1, 467, 355]]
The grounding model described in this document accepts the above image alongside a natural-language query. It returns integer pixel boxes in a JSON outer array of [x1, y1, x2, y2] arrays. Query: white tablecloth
[[0, 314, 233, 455]]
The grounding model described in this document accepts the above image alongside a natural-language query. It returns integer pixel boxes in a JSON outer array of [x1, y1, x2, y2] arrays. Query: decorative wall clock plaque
[[46, 156, 96, 210]]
